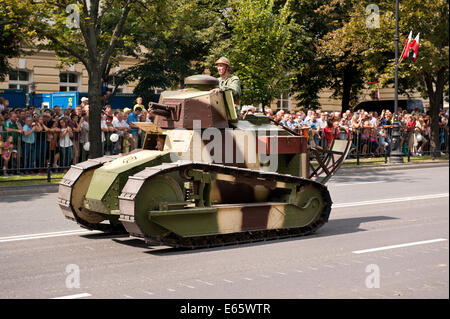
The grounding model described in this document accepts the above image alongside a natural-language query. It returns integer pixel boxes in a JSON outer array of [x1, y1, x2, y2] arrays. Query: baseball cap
[[123, 107, 131, 113], [81, 97, 88, 102]]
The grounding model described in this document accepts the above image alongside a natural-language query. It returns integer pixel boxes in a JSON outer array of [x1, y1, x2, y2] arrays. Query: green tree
[[395, 0, 449, 157], [0, 1, 34, 81], [3, 0, 142, 158], [330, 0, 449, 157], [290, 0, 358, 111], [125, 0, 227, 102], [208, 0, 302, 107]]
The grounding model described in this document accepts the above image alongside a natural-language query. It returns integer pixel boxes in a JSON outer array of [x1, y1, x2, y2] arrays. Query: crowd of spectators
[[0, 97, 153, 176], [261, 106, 449, 158], [0, 95, 449, 177]]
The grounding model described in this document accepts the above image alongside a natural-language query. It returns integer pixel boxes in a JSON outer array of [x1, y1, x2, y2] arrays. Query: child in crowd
[[2, 135, 15, 175], [0, 134, 3, 155], [122, 132, 131, 153]]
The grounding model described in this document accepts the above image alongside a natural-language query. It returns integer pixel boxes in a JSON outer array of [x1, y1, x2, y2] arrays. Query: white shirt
[[369, 117, 378, 126], [112, 118, 129, 136], [59, 128, 73, 147], [101, 120, 107, 142]]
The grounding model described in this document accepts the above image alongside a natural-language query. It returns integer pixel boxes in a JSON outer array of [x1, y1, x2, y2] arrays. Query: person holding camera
[[22, 116, 39, 174]]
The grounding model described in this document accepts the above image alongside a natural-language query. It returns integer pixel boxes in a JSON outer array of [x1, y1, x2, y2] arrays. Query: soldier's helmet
[[215, 56, 231, 68]]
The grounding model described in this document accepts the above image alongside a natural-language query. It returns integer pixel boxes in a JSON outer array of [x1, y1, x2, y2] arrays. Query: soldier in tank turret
[[211, 57, 242, 113]]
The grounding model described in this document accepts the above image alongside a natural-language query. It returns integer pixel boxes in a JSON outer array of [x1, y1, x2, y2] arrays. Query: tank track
[[119, 161, 332, 249], [58, 154, 126, 233]]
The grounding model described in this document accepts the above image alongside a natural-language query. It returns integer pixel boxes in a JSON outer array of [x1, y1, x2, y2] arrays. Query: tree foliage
[[126, 0, 227, 103], [320, 0, 448, 155], [3, 0, 143, 157], [205, 0, 303, 106], [0, 1, 35, 81]]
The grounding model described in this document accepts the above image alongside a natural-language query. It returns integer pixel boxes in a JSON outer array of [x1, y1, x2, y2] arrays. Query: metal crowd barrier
[[295, 125, 449, 164], [0, 130, 144, 179], [0, 124, 448, 181]]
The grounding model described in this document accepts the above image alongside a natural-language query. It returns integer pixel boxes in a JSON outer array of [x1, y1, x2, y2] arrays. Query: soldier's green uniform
[[216, 56, 242, 114], [218, 74, 241, 104], [218, 74, 241, 115]]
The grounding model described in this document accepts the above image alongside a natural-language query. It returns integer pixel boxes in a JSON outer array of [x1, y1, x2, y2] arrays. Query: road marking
[[332, 181, 386, 187], [353, 238, 448, 254], [243, 277, 253, 281], [196, 279, 214, 286], [334, 193, 448, 208], [180, 283, 195, 289], [223, 279, 233, 283], [51, 293, 92, 299], [143, 290, 154, 295], [0, 230, 102, 243], [337, 262, 350, 266], [167, 288, 176, 292]]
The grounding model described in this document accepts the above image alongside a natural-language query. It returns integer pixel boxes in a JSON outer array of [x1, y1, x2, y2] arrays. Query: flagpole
[[390, 0, 404, 163]]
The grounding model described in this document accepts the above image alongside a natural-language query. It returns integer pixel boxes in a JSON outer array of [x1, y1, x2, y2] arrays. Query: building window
[[277, 92, 291, 111], [107, 75, 125, 93], [9, 70, 32, 93], [59, 72, 80, 91]]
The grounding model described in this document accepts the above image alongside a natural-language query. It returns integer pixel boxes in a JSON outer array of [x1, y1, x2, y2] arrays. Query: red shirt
[[324, 127, 335, 142], [406, 120, 416, 133]]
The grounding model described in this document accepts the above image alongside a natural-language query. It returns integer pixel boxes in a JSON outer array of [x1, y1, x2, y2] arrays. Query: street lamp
[[30, 82, 36, 108], [389, 0, 404, 163]]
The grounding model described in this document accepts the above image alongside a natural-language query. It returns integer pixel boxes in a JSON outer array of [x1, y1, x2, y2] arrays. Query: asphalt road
[[0, 166, 448, 299]]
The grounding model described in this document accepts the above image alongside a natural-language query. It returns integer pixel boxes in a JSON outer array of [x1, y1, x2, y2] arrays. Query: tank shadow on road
[[315, 215, 398, 237], [329, 169, 417, 184], [141, 215, 398, 255], [0, 192, 53, 203]]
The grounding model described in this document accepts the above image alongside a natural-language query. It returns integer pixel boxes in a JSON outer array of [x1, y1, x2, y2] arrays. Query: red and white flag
[[410, 33, 420, 62], [399, 31, 420, 63], [400, 31, 413, 61]]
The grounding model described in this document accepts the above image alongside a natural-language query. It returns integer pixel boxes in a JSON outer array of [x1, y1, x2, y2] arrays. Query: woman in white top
[[59, 118, 73, 168]]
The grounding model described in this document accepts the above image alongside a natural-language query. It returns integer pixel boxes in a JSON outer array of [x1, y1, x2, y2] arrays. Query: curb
[[336, 161, 449, 175], [0, 183, 59, 196]]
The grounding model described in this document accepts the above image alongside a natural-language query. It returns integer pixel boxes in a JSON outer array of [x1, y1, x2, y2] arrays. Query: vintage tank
[[58, 74, 351, 248]]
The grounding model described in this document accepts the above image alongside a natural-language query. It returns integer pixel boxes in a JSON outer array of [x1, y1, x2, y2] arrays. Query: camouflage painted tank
[[58, 75, 351, 248]]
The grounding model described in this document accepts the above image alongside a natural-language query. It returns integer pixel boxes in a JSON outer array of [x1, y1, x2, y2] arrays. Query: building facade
[[0, 50, 139, 96]]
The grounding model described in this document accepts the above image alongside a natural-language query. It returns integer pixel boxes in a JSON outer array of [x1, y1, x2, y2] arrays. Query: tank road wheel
[[133, 174, 185, 241]]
